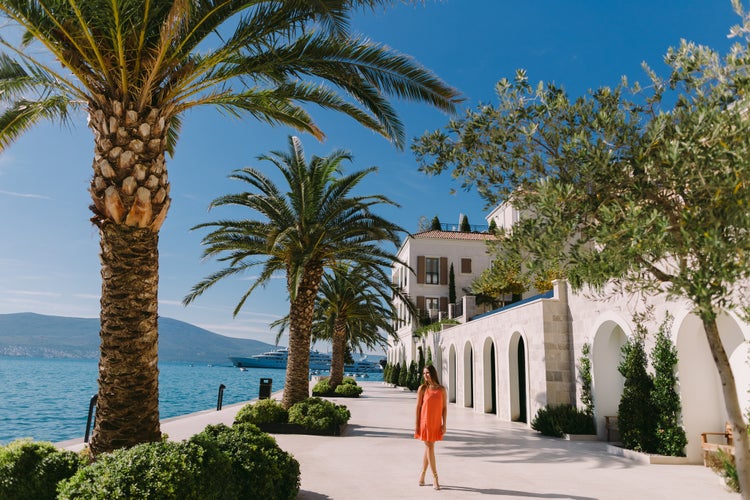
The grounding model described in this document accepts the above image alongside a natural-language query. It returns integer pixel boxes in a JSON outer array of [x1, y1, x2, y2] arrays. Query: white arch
[[482, 337, 496, 414], [463, 340, 474, 408], [592, 319, 629, 440], [448, 344, 457, 403], [508, 331, 529, 423], [678, 311, 749, 463]]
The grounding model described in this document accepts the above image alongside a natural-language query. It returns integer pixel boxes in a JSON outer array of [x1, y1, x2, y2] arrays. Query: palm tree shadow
[[297, 491, 332, 500], [438, 484, 597, 498]]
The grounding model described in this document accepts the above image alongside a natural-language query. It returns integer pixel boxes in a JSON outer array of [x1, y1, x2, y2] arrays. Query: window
[[425, 257, 440, 284], [461, 258, 472, 274], [426, 297, 440, 311]]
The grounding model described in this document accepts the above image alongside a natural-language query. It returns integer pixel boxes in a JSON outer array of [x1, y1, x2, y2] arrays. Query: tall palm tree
[[0, 1, 459, 455], [185, 135, 406, 407], [310, 264, 407, 388]]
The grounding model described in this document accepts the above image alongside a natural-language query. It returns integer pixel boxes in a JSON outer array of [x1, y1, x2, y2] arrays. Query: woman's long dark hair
[[422, 364, 441, 387]]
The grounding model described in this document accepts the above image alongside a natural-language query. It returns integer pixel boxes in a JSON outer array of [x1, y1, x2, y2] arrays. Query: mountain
[[0, 312, 276, 364]]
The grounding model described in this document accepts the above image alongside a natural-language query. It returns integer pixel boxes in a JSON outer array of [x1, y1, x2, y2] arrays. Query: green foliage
[[288, 398, 351, 431], [617, 327, 657, 453], [334, 383, 363, 397], [342, 377, 357, 385], [470, 257, 527, 308], [426, 347, 433, 366], [531, 405, 596, 438], [448, 263, 456, 304], [398, 361, 409, 387], [650, 312, 688, 457], [191, 424, 300, 500], [488, 218, 498, 234], [460, 214, 471, 232], [413, 318, 459, 337], [389, 362, 402, 385], [234, 398, 289, 425], [406, 361, 421, 390], [0, 440, 83, 500], [578, 343, 594, 417], [430, 215, 442, 231], [58, 439, 235, 500]]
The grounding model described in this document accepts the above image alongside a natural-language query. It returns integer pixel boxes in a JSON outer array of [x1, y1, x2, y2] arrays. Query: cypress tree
[[460, 214, 471, 232], [651, 313, 688, 456]]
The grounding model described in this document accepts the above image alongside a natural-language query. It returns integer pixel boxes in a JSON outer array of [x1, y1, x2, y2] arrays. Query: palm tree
[[185, 136, 406, 407], [0, 1, 459, 455], [310, 264, 403, 388]]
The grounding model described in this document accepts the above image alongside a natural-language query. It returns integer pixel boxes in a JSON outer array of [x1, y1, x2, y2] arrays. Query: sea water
[[0, 357, 288, 445]]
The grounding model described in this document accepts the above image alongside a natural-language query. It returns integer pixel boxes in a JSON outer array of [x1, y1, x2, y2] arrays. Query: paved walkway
[[62, 382, 737, 499]]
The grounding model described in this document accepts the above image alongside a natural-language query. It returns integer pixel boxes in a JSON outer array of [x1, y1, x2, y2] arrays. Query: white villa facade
[[387, 204, 750, 464]]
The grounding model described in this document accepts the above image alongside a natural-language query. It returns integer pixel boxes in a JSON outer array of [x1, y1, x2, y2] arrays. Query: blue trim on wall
[[471, 290, 555, 321]]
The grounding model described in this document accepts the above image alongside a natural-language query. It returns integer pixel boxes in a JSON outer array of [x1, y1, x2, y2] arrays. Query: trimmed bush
[[334, 383, 363, 397], [342, 377, 357, 385], [58, 440, 234, 500], [234, 398, 288, 425], [618, 328, 657, 453], [531, 404, 596, 437], [0, 440, 83, 500], [311, 379, 332, 396], [288, 397, 350, 431], [191, 424, 300, 500]]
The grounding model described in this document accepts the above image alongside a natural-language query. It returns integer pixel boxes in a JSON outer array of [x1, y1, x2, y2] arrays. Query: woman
[[414, 364, 447, 490]]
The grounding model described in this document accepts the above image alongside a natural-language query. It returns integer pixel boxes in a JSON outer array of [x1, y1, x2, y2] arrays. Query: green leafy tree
[[414, 4, 750, 491], [651, 312, 688, 457], [274, 263, 414, 389], [470, 258, 526, 308], [429, 215, 442, 231], [617, 324, 657, 453], [398, 361, 409, 387], [185, 137, 406, 408], [488, 219, 498, 234], [578, 343, 594, 417], [0, 0, 459, 455], [460, 214, 471, 232], [448, 263, 457, 304]]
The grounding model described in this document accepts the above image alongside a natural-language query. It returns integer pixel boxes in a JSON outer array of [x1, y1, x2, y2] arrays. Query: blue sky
[[0, 0, 740, 346]]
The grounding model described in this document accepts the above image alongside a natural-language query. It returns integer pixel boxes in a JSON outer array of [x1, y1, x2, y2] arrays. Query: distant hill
[[0, 312, 276, 364]]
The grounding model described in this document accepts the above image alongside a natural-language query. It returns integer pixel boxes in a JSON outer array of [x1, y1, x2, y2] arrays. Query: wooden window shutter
[[439, 257, 448, 285], [416, 296, 425, 312], [417, 256, 425, 284], [439, 296, 448, 312], [461, 258, 472, 273]]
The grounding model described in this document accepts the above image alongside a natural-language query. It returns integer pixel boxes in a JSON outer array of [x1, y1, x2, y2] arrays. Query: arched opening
[[592, 322, 628, 440], [483, 338, 497, 414], [509, 332, 527, 423], [448, 345, 457, 403], [677, 312, 748, 463], [463, 341, 473, 408]]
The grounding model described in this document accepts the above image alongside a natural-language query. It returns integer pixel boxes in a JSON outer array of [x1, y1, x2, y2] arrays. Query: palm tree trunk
[[328, 318, 347, 389], [86, 101, 171, 455], [89, 223, 161, 455], [282, 266, 324, 408], [701, 310, 749, 498]]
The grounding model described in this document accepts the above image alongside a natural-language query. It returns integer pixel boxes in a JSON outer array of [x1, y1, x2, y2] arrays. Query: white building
[[387, 202, 750, 464]]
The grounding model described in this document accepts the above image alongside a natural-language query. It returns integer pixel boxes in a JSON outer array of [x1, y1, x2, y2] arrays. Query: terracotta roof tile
[[411, 230, 496, 241]]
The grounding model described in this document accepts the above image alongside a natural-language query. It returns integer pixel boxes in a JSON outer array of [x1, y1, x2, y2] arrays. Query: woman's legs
[[425, 441, 440, 489], [419, 444, 429, 485]]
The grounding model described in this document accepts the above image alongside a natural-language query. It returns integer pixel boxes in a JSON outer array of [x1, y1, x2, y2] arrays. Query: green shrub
[[618, 326, 657, 453], [531, 404, 596, 437], [0, 440, 83, 500], [234, 398, 288, 425], [650, 312, 687, 457], [342, 377, 357, 386], [58, 440, 233, 500], [397, 361, 408, 387], [288, 397, 350, 431], [311, 379, 332, 396], [406, 361, 420, 390], [334, 383, 363, 397], [389, 363, 401, 385], [191, 424, 300, 500]]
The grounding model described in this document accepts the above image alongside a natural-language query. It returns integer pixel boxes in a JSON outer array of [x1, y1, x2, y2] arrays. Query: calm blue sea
[[0, 357, 290, 445]]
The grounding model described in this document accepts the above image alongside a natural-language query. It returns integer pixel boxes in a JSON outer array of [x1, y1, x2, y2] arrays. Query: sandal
[[419, 469, 426, 486], [433, 472, 440, 490]]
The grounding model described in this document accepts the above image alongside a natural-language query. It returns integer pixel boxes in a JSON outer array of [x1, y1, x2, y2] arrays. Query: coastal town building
[[387, 203, 750, 464]]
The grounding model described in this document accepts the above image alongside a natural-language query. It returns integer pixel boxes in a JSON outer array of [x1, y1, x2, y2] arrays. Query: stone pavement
[[62, 382, 737, 499]]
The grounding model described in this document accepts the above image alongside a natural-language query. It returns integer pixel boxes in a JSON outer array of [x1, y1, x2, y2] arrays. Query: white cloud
[[0, 189, 51, 200]]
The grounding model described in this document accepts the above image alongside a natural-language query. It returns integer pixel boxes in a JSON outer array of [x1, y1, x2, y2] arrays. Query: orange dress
[[415, 386, 445, 441]]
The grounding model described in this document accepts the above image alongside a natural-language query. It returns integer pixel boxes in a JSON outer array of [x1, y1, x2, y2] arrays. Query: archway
[[483, 337, 497, 414], [463, 341, 473, 408], [592, 321, 628, 439], [448, 345, 457, 403], [509, 332, 528, 423], [677, 312, 748, 463]]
